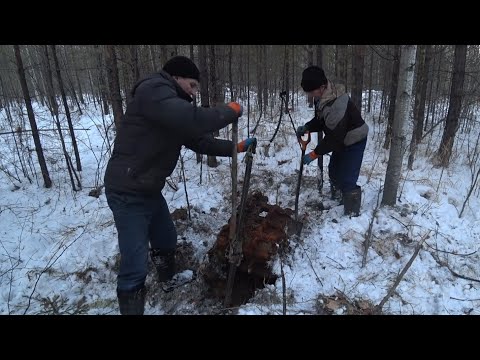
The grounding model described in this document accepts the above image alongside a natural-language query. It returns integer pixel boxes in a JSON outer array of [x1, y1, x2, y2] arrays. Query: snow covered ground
[[1, 91, 479, 315]]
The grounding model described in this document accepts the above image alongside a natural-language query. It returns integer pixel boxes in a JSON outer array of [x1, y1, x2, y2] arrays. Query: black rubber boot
[[330, 180, 342, 202], [117, 286, 146, 315], [150, 249, 176, 282], [343, 186, 361, 217]]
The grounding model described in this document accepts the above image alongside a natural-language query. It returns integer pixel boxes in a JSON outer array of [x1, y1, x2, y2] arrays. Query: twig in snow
[[362, 185, 382, 267], [298, 243, 323, 286], [23, 225, 88, 315], [326, 256, 345, 270], [424, 241, 478, 257], [428, 248, 480, 283], [375, 230, 431, 313], [450, 297, 480, 302]]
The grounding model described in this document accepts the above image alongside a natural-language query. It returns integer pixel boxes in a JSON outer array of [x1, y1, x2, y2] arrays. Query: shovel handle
[[298, 131, 311, 151]]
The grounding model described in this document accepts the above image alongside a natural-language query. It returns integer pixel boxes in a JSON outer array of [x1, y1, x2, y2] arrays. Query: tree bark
[[435, 45, 467, 167], [104, 45, 124, 127], [408, 45, 431, 170], [382, 45, 417, 206], [13, 45, 52, 188], [383, 45, 401, 150], [351, 45, 365, 114], [51, 45, 82, 172]]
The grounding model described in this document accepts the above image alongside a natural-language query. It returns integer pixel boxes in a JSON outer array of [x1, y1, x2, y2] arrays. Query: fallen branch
[[299, 243, 323, 286], [424, 241, 478, 257], [23, 226, 88, 315], [362, 185, 382, 267], [450, 296, 480, 302], [445, 266, 480, 283], [326, 256, 345, 270], [429, 248, 480, 283], [375, 231, 431, 313]]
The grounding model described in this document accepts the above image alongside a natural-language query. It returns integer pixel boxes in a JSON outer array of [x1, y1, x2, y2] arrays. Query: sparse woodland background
[[1, 45, 479, 210]]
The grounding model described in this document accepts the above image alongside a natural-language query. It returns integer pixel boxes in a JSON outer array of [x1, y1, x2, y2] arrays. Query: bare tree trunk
[[408, 45, 431, 170], [383, 45, 401, 150], [160, 45, 168, 66], [424, 47, 439, 133], [247, 46, 251, 135], [307, 45, 314, 108], [71, 47, 85, 105], [367, 46, 373, 113], [0, 75, 31, 183], [284, 45, 290, 113], [44, 46, 79, 191], [316, 44, 324, 195], [51, 45, 82, 172], [435, 45, 467, 167], [336, 45, 348, 92], [204, 45, 219, 168], [13, 45, 52, 188], [25, 45, 45, 106], [94, 45, 110, 115], [62, 45, 84, 111], [382, 45, 417, 206], [31, 46, 49, 107], [316, 44, 323, 68], [149, 45, 157, 72], [104, 45, 124, 128], [209, 45, 220, 107], [263, 45, 268, 114], [291, 45, 295, 110], [229, 45, 234, 102], [197, 45, 210, 165], [130, 45, 140, 81], [351, 45, 365, 113], [189, 45, 194, 61], [57, 46, 82, 114], [257, 45, 263, 111]]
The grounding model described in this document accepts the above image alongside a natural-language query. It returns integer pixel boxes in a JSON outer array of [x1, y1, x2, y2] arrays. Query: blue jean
[[328, 137, 367, 193], [105, 189, 177, 292]]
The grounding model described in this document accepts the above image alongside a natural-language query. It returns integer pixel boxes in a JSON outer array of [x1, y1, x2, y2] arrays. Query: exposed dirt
[[201, 191, 296, 307]]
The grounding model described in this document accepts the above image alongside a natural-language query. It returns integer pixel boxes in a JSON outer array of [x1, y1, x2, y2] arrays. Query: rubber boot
[[343, 186, 361, 217], [117, 286, 146, 315], [150, 249, 176, 282]]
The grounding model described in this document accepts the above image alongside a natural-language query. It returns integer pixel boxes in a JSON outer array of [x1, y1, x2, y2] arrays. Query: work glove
[[227, 102, 243, 117], [303, 150, 319, 165], [237, 137, 257, 152], [296, 125, 308, 138]]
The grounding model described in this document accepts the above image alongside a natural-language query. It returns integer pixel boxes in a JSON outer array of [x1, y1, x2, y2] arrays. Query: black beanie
[[301, 66, 327, 92], [163, 56, 200, 81]]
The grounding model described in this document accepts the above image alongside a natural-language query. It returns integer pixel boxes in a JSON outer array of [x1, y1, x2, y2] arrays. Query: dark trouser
[[105, 188, 177, 292], [328, 137, 367, 193]]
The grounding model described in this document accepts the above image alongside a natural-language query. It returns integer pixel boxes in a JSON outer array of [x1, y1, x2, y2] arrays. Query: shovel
[[288, 131, 311, 237]]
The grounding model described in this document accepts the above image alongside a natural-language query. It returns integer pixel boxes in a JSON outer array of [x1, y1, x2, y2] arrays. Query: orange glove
[[303, 151, 319, 165], [227, 102, 243, 117], [237, 137, 257, 152]]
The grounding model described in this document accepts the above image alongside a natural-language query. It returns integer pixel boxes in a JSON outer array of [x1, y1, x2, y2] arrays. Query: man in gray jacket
[[297, 66, 368, 217], [104, 56, 254, 314]]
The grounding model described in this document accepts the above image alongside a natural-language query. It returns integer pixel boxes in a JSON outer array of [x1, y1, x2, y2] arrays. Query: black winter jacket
[[104, 70, 238, 194], [305, 94, 369, 155]]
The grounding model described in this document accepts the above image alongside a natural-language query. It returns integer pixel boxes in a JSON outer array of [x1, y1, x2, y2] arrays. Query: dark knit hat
[[163, 56, 200, 81], [301, 66, 327, 92]]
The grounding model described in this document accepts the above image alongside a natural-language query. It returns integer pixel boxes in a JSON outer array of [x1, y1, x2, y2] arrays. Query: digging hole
[[202, 191, 297, 307]]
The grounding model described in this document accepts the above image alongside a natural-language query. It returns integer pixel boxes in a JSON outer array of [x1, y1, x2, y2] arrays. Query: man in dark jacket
[[104, 56, 255, 315], [296, 66, 368, 217]]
